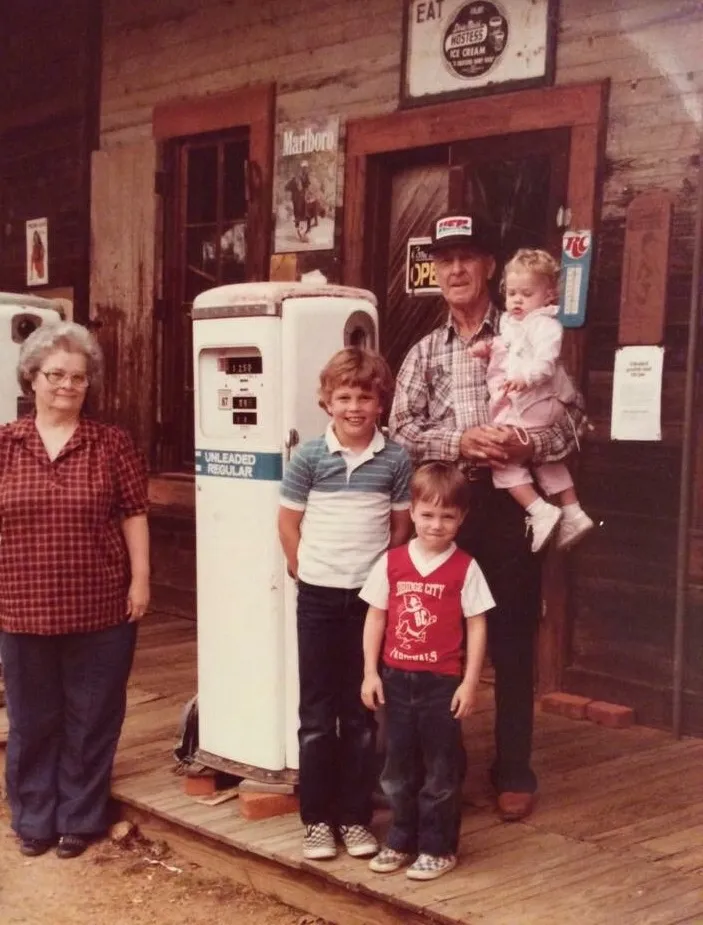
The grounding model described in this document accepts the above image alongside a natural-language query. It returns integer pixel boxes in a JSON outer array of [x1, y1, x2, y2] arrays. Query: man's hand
[[361, 672, 385, 711], [459, 425, 511, 465], [494, 426, 534, 466], [460, 425, 535, 469]]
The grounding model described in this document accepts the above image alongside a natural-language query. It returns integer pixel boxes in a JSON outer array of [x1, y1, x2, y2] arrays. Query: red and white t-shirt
[[360, 540, 495, 676]]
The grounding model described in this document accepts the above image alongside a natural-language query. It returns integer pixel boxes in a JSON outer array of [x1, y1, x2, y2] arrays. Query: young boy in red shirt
[[360, 462, 493, 880]]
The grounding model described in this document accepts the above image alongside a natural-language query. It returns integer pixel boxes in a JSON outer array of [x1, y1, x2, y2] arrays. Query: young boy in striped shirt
[[278, 347, 413, 861]]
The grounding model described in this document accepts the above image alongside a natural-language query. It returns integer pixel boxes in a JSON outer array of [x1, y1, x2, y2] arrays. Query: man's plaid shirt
[[388, 304, 585, 468]]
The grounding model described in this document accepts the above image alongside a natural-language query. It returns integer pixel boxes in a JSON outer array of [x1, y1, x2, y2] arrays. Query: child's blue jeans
[[381, 665, 466, 857], [296, 580, 377, 826]]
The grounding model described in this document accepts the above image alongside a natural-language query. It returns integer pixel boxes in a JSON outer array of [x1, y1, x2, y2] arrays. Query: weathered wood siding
[[90, 140, 157, 452], [99, 0, 703, 727], [0, 0, 99, 318]]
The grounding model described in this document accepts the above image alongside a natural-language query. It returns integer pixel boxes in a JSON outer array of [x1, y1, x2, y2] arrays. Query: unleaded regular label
[[195, 449, 283, 481]]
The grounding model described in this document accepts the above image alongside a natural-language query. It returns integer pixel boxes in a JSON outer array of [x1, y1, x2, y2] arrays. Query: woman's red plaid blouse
[[0, 416, 148, 635]]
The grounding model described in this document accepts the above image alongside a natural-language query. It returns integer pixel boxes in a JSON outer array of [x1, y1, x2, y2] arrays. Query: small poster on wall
[[406, 237, 441, 295], [610, 345, 664, 442], [272, 115, 340, 254], [26, 217, 49, 286], [402, 0, 558, 106]]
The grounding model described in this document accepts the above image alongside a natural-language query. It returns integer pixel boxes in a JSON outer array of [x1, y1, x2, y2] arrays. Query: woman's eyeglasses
[[39, 370, 90, 388]]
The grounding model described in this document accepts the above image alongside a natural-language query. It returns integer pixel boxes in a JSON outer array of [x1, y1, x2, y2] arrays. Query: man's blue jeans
[[381, 666, 466, 857]]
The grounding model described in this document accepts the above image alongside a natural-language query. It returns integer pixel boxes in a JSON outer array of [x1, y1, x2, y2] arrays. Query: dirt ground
[[0, 804, 329, 925]]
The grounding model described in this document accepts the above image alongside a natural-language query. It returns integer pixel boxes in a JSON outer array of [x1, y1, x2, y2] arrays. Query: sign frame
[[618, 190, 672, 346], [26, 217, 49, 287], [272, 114, 340, 255], [405, 236, 441, 296], [400, 0, 560, 108], [557, 229, 593, 329]]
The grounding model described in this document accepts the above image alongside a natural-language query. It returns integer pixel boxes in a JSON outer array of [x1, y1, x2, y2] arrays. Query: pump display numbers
[[232, 412, 257, 426], [224, 356, 263, 375], [232, 395, 257, 410]]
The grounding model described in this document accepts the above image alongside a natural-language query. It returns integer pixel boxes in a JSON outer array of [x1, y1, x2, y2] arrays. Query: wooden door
[[377, 129, 570, 372]]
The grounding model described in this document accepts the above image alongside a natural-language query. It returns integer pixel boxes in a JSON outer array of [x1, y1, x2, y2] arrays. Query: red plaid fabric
[[0, 416, 148, 635]]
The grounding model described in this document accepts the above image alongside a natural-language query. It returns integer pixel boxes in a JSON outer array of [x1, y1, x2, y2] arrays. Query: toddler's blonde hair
[[501, 248, 560, 295]]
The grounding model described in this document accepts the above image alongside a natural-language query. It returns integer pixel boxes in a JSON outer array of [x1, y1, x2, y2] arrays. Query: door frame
[[342, 81, 608, 694], [150, 83, 276, 473]]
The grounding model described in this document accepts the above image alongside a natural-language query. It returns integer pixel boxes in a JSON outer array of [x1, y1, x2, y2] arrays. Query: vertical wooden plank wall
[[90, 141, 157, 452], [0, 0, 100, 317]]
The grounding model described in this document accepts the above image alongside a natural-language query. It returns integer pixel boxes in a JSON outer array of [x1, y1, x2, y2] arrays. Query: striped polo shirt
[[280, 424, 412, 589]]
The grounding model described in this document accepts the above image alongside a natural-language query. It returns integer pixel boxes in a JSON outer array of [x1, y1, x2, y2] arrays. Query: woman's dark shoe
[[20, 837, 54, 857], [56, 834, 90, 859]]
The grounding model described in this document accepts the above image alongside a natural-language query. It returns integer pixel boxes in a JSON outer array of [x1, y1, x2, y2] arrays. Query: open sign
[[406, 237, 441, 295]]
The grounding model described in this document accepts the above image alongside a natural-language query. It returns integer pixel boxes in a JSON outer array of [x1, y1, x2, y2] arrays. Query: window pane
[[223, 141, 248, 221], [185, 224, 217, 303], [464, 154, 552, 253], [220, 220, 247, 284], [187, 146, 218, 224]]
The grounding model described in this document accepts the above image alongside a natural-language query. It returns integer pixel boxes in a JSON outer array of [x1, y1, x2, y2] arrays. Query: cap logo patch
[[435, 216, 473, 239]]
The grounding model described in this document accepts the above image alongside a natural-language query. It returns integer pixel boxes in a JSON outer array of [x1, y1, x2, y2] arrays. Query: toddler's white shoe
[[526, 504, 562, 553], [556, 509, 594, 551]]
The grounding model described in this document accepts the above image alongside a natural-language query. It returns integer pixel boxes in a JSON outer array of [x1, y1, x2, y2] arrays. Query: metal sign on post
[[558, 229, 593, 329]]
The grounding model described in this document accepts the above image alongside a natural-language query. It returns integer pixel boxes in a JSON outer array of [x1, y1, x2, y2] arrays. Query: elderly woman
[[0, 321, 149, 859]]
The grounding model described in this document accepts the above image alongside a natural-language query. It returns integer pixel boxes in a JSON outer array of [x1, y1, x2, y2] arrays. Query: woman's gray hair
[[17, 320, 104, 397]]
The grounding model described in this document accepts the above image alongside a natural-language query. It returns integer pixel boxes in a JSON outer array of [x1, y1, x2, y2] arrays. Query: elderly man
[[389, 213, 584, 821]]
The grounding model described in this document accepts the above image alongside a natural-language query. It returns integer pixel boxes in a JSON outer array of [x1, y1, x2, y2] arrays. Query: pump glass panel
[[222, 356, 263, 376]]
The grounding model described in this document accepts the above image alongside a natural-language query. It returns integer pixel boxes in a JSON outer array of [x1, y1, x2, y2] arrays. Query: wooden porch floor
[[36, 614, 703, 923]]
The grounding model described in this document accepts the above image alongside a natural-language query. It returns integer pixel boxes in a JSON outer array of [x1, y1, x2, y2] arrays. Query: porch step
[[113, 769, 432, 925]]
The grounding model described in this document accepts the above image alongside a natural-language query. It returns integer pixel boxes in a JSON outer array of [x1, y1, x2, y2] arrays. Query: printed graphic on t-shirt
[[395, 593, 437, 650], [389, 580, 448, 665]]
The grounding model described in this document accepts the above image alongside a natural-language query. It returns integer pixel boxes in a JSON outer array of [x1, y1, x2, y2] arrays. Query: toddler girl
[[471, 248, 593, 553]]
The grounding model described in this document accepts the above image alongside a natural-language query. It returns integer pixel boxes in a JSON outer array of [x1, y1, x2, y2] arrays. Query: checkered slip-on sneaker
[[369, 845, 413, 873], [339, 823, 379, 858], [406, 853, 457, 881], [302, 822, 337, 860]]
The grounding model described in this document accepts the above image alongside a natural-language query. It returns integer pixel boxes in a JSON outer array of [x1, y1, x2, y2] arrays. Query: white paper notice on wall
[[610, 345, 664, 442]]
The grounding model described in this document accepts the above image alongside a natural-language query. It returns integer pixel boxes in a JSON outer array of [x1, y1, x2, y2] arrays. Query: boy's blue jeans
[[296, 580, 377, 827], [381, 666, 466, 857]]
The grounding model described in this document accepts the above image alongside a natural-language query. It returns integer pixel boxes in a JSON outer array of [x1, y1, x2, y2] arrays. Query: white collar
[[325, 423, 385, 456], [408, 538, 457, 576]]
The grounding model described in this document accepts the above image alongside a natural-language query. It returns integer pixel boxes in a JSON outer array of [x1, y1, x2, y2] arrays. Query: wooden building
[[2, 0, 702, 734], [0, 0, 100, 319]]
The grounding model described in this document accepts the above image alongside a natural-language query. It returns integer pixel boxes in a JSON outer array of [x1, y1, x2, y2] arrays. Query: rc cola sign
[[558, 230, 593, 329]]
